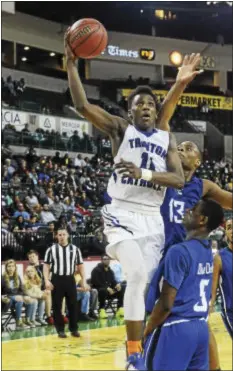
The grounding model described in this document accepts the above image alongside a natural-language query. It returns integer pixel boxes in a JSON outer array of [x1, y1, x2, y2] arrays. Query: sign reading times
[[102, 45, 156, 61]]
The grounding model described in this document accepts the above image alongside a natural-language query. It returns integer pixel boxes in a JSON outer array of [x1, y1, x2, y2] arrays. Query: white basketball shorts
[[102, 202, 165, 282]]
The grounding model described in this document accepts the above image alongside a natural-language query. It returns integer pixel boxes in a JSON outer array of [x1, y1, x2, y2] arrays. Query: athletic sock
[[126, 340, 142, 356]]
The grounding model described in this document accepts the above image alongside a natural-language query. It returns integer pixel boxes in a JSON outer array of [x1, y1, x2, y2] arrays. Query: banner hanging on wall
[[60, 118, 89, 138], [122, 89, 232, 111]]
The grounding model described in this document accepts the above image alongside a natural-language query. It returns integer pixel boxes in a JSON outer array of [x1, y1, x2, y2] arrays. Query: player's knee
[[127, 262, 147, 286]]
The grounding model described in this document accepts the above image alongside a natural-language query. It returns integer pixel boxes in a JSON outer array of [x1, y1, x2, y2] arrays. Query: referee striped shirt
[[44, 243, 83, 276]]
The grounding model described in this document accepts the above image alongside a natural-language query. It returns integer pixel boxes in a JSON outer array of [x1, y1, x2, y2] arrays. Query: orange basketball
[[68, 18, 108, 59]]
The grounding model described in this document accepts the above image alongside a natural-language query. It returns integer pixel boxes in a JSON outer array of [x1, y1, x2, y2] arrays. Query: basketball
[[68, 18, 108, 59]]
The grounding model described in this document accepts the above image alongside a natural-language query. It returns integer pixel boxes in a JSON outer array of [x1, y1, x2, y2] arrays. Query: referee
[[43, 228, 85, 338]]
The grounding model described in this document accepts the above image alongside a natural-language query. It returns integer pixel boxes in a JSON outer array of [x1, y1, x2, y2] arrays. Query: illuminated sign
[[200, 56, 215, 69], [140, 49, 155, 61], [102, 45, 139, 59]]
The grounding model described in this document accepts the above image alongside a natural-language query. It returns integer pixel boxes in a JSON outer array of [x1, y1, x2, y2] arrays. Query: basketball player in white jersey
[[65, 32, 202, 358]]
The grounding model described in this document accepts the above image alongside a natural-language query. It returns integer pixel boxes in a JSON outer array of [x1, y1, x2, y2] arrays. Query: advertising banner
[[38, 115, 56, 131], [60, 118, 89, 138], [122, 89, 232, 111], [2, 109, 28, 130]]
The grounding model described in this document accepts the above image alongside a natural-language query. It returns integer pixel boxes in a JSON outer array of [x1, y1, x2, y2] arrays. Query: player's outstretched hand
[[64, 28, 76, 62], [115, 159, 142, 179], [176, 53, 203, 85]]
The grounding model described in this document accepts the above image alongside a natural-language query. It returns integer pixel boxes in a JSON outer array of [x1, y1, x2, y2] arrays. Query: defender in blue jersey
[[146, 141, 233, 314], [127, 199, 224, 371], [211, 218, 233, 338]]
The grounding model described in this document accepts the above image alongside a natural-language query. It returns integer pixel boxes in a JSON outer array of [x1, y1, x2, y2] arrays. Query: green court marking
[[1, 317, 125, 342]]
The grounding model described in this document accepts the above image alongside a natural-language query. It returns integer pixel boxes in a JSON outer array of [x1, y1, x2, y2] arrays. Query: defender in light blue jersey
[[128, 199, 224, 371], [211, 218, 233, 339]]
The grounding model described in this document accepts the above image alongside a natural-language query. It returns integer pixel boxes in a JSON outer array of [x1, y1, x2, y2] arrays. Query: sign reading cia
[[140, 49, 156, 61]]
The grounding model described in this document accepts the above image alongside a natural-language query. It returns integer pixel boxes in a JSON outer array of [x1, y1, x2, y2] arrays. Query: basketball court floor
[[2, 313, 232, 370]]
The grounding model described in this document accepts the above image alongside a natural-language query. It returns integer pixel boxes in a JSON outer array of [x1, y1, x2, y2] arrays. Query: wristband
[[141, 169, 153, 181]]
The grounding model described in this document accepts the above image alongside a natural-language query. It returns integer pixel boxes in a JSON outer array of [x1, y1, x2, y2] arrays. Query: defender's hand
[[176, 53, 203, 85]]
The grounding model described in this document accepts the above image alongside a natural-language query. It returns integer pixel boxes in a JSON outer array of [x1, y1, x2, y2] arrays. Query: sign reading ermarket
[[122, 89, 232, 111]]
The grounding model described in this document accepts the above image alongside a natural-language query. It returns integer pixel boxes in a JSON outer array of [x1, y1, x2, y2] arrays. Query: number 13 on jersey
[[169, 199, 185, 224]]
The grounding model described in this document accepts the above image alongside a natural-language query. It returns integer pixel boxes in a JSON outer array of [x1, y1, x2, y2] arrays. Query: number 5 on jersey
[[193, 279, 210, 312]]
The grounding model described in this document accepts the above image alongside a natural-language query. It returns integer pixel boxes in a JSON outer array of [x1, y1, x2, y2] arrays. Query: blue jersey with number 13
[[160, 176, 203, 253]]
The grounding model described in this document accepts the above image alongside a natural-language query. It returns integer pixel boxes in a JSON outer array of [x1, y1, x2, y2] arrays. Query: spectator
[[56, 215, 67, 230], [2, 216, 10, 231], [26, 215, 43, 232], [67, 215, 79, 234], [13, 203, 30, 221], [53, 152, 62, 165], [44, 221, 56, 248], [13, 215, 27, 232], [23, 266, 48, 326], [10, 172, 21, 188], [40, 204, 56, 224], [49, 196, 65, 220], [22, 124, 30, 134], [91, 255, 125, 319], [75, 273, 95, 321], [74, 154, 86, 168], [92, 230, 107, 254], [1, 259, 36, 329], [25, 190, 39, 210]]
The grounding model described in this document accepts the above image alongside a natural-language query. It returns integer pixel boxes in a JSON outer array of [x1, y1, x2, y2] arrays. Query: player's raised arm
[[157, 53, 203, 132], [203, 179, 233, 210], [65, 31, 127, 137]]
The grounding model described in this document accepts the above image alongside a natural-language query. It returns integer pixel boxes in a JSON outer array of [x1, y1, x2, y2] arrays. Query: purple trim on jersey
[[102, 209, 133, 235], [134, 126, 158, 137]]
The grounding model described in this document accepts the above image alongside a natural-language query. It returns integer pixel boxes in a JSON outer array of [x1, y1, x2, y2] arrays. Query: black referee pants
[[51, 275, 78, 333]]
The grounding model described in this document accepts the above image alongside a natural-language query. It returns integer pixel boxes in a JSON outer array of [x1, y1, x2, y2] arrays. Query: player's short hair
[[127, 85, 159, 110], [201, 199, 224, 232]]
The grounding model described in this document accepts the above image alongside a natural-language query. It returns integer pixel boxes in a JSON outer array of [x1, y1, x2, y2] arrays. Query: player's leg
[[109, 240, 148, 355], [221, 311, 233, 339], [145, 257, 165, 314], [208, 323, 221, 370], [152, 322, 197, 370], [189, 320, 209, 371]]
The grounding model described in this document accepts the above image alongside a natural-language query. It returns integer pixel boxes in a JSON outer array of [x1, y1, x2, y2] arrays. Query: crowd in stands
[[1, 145, 112, 259], [2, 124, 97, 154]]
